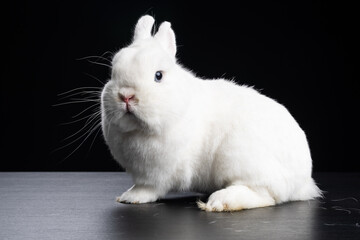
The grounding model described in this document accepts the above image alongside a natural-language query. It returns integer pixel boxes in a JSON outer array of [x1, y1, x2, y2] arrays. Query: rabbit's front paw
[[116, 185, 159, 204]]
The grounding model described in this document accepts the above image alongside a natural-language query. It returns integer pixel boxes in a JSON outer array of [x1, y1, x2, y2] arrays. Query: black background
[[2, 0, 358, 171]]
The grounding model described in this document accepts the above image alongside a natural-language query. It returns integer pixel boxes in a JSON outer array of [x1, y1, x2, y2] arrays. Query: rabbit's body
[[101, 15, 321, 211]]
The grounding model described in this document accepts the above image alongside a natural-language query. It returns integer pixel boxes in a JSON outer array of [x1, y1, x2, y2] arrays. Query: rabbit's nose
[[118, 93, 135, 104]]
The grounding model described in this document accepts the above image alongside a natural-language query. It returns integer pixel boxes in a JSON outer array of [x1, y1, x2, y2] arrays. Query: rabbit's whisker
[[54, 116, 101, 152], [61, 122, 102, 161], [88, 127, 103, 152], [63, 111, 101, 141], [77, 55, 112, 64], [83, 72, 107, 85], [58, 90, 101, 100], [84, 60, 112, 68], [53, 99, 99, 107], [58, 87, 102, 96], [61, 109, 101, 126], [72, 104, 100, 119]]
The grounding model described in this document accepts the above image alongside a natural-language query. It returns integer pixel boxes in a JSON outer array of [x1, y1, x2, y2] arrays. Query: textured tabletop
[[0, 172, 359, 240]]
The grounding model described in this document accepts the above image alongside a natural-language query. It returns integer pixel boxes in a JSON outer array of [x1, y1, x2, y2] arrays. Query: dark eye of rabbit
[[154, 71, 162, 82]]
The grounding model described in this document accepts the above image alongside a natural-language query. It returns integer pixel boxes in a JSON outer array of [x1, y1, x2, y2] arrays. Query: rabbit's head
[[101, 15, 190, 134]]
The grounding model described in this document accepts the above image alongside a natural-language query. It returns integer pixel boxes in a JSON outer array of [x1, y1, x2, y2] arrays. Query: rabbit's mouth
[[124, 110, 135, 117], [122, 107, 136, 117], [123, 103, 137, 116], [125, 104, 135, 114], [122, 108, 142, 124]]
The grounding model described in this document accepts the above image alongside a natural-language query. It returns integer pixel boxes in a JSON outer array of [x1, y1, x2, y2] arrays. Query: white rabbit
[[101, 15, 321, 212]]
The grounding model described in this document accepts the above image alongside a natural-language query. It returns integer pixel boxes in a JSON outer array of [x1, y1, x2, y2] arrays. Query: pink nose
[[119, 94, 135, 104]]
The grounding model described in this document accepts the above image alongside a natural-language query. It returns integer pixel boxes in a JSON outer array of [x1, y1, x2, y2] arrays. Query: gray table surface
[[0, 172, 359, 240]]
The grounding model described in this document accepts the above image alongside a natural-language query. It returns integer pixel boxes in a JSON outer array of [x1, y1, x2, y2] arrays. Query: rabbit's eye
[[154, 71, 162, 82]]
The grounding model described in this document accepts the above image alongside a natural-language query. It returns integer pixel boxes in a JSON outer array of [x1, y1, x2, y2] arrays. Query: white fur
[[101, 15, 321, 212]]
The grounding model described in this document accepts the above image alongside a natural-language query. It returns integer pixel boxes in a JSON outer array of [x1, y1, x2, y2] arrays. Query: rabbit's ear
[[133, 15, 155, 41], [155, 21, 176, 57]]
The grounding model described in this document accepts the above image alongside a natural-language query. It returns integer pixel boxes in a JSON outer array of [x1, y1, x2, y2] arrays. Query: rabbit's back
[[186, 79, 317, 202]]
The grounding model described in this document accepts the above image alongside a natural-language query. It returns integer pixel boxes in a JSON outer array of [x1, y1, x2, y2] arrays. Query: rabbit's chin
[[116, 113, 142, 133], [115, 113, 161, 134]]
